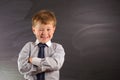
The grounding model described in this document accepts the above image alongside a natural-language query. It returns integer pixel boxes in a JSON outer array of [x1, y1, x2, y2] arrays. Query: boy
[[18, 10, 65, 80]]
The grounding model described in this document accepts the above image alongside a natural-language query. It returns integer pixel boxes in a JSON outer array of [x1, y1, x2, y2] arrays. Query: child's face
[[32, 22, 55, 43]]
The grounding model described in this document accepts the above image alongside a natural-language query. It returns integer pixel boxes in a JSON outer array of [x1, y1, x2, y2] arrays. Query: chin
[[40, 37, 51, 43], [41, 40, 49, 43]]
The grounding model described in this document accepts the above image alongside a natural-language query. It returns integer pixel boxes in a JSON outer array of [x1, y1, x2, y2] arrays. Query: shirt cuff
[[31, 57, 41, 66]]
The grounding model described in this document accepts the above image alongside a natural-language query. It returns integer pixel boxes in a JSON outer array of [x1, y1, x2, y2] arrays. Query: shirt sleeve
[[17, 42, 37, 75], [31, 44, 65, 72]]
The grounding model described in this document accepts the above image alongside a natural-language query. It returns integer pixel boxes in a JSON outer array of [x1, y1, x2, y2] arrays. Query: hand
[[28, 57, 32, 63]]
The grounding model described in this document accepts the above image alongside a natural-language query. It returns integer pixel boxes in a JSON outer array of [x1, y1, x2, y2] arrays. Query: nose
[[42, 30, 47, 35]]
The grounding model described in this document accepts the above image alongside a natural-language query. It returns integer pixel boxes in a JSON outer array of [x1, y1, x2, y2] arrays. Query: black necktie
[[37, 43, 46, 80]]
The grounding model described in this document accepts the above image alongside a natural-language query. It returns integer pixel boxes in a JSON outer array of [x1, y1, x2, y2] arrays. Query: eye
[[47, 29, 51, 31], [39, 29, 43, 31]]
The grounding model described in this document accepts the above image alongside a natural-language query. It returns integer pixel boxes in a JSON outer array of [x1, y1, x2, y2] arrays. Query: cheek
[[35, 31, 41, 36], [50, 32, 54, 36]]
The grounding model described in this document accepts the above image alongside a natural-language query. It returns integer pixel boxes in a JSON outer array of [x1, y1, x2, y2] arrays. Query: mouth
[[41, 36, 49, 39]]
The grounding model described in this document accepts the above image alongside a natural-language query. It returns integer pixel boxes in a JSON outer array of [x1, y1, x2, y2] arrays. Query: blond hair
[[32, 10, 56, 27]]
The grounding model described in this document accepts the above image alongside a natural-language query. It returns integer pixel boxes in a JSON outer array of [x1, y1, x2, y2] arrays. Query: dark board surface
[[0, 0, 120, 80]]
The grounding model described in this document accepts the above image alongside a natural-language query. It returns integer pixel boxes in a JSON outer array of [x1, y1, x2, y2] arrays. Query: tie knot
[[38, 43, 46, 48]]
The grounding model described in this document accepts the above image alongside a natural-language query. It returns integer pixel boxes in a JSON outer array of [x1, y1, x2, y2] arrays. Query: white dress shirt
[[18, 40, 65, 80]]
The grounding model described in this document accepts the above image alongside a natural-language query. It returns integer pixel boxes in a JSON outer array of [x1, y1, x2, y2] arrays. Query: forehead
[[35, 22, 54, 28]]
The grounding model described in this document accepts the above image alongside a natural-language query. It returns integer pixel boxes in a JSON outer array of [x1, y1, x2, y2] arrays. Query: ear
[[53, 26, 56, 32], [32, 27, 35, 34]]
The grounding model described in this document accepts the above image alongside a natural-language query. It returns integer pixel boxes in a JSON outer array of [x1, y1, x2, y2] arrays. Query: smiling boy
[[18, 10, 65, 80]]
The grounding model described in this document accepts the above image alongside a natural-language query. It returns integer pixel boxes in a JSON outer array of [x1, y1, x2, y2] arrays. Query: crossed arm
[[18, 42, 65, 75]]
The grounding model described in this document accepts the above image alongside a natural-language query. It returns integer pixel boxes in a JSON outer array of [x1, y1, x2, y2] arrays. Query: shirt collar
[[35, 39, 51, 47]]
